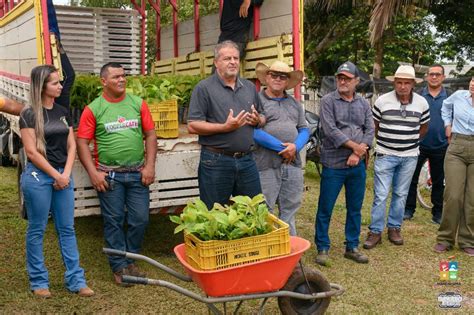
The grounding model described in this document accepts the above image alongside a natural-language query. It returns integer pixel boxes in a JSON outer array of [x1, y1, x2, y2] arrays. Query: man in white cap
[[253, 60, 308, 236], [313, 61, 374, 266], [364, 65, 430, 249]]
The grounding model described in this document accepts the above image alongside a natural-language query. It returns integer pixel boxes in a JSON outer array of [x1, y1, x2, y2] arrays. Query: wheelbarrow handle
[[102, 248, 127, 257], [122, 275, 149, 285]]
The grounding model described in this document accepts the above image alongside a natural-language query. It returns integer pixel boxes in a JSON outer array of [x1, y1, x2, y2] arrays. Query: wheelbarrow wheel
[[278, 267, 331, 315]]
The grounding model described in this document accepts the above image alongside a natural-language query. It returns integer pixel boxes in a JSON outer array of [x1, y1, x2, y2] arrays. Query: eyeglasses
[[400, 105, 407, 118], [427, 72, 443, 77], [268, 72, 289, 80], [336, 76, 354, 83]]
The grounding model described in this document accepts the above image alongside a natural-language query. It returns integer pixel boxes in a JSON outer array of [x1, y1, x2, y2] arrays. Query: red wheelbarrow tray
[[174, 236, 311, 297]]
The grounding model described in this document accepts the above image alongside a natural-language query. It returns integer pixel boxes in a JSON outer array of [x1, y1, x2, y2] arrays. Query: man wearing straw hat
[[253, 60, 308, 236], [364, 65, 430, 249], [313, 61, 374, 266]]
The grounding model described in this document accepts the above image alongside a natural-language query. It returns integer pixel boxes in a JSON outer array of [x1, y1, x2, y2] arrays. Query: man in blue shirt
[[404, 64, 450, 224]]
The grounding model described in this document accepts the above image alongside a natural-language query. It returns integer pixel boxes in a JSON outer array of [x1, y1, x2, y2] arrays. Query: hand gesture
[[239, 0, 251, 18], [90, 170, 109, 192], [279, 143, 297, 164], [225, 109, 248, 131], [346, 153, 360, 167], [246, 105, 261, 126], [141, 165, 155, 186]]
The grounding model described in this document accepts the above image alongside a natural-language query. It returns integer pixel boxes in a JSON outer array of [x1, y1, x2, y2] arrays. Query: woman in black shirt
[[19, 65, 93, 298]]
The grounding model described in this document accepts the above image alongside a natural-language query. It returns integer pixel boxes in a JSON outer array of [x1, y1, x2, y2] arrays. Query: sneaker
[[403, 211, 414, 221], [431, 217, 441, 225], [387, 227, 404, 245], [433, 243, 452, 253], [127, 263, 146, 277], [344, 248, 369, 264], [77, 287, 95, 297], [363, 231, 382, 249], [462, 247, 474, 256], [33, 288, 51, 298], [113, 268, 134, 287], [315, 250, 329, 267]]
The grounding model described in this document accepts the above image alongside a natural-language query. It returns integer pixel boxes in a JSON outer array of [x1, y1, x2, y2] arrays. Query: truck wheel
[[17, 147, 27, 219], [278, 267, 331, 315]]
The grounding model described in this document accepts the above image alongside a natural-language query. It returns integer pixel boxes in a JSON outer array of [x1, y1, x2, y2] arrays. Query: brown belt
[[203, 146, 251, 158]]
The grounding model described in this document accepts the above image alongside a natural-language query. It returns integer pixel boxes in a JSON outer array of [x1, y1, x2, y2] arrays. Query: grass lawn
[[0, 163, 472, 314]]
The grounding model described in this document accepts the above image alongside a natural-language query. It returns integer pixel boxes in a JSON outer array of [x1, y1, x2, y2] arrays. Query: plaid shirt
[[320, 90, 375, 169]]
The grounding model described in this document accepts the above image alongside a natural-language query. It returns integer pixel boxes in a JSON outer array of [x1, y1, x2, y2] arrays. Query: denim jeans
[[198, 149, 262, 209], [21, 163, 87, 291], [369, 155, 418, 233], [315, 162, 366, 251], [97, 171, 150, 272], [259, 164, 304, 236], [405, 146, 446, 220]]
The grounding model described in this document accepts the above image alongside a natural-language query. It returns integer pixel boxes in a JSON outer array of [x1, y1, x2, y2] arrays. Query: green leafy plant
[[170, 194, 273, 241]]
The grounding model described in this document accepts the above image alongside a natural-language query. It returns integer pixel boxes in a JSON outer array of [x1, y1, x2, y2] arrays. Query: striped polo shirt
[[373, 90, 430, 157]]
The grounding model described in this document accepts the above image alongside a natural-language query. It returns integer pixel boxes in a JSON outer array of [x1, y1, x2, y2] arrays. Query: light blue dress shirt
[[441, 90, 474, 135]]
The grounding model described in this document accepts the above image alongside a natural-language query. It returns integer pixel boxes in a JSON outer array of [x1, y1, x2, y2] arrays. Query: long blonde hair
[[29, 65, 57, 157]]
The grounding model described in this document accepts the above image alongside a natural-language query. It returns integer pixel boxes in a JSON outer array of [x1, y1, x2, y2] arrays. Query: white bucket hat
[[386, 65, 423, 83], [255, 61, 304, 90]]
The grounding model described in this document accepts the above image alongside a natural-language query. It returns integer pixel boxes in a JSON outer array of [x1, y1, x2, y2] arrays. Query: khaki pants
[[437, 134, 474, 248]]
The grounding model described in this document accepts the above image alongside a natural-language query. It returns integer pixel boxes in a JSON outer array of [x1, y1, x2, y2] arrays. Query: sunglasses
[[400, 105, 407, 118], [268, 72, 289, 80]]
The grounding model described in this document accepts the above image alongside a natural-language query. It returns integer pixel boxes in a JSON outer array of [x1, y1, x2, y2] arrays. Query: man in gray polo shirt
[[253, 61, 308, 236], [187, 40, 265, 208]]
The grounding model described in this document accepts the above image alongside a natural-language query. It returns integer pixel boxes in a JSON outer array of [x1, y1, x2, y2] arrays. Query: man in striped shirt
[[364, 65, 430, 249]]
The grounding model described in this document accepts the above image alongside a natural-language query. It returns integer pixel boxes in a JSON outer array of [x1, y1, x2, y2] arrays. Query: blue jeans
[[315, 162, 366, 251], [21, 163, 87, 291], [198, 149, 262, 209], [369, 155, 418, 233], [259, 164, 304, 236], [97, 171, 150, 272]]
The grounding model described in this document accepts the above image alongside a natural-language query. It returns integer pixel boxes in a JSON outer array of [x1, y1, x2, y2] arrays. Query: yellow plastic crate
[[149, 99, 179, 138], [184, 214, 290, 270]]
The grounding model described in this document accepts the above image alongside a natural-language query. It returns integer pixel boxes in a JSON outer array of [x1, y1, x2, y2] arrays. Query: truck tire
[[17, 147, 27, 219], [278, 266, 331, 315]]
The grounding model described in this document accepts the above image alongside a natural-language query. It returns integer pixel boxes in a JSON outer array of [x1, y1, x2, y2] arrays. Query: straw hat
[[386, 65, 423, 83], [255, 61, 304, 90]]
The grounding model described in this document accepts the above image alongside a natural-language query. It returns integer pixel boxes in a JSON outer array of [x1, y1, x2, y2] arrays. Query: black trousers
[[405, 146, 447, 219]]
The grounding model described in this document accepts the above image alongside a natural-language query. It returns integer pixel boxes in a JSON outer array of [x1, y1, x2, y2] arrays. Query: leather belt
[[203, 146, 251, 158]]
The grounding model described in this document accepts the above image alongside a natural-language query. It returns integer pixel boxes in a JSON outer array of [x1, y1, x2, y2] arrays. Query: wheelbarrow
[[103, 236, 344, 314]]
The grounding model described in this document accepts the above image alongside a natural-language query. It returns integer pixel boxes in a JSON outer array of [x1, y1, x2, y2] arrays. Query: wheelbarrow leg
[[257, 297, 269, 315], [233, 301, 244, 314], [206, 303, 222, 315]]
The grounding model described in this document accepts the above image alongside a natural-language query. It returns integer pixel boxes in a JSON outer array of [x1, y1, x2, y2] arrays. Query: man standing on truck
[[76, 62, 157, 286], [188, 40, 265, 209], [252, 60, 308, 236], [219, 0, 264, 60]]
